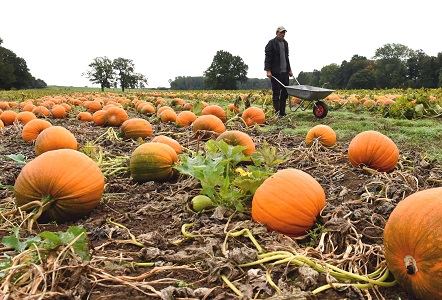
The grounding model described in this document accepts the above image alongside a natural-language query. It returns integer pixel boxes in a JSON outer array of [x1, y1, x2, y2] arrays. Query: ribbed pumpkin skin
[[176, 111, 197, 127], [305, 124, 337, 147], [15, 111, 37, 125], [120, 118, 153, 139], [241, 107, 265, 126], [22, 119, 52, 142], [103, 107, 128, 126], [347, 130, 399, 172], [192, 115, 226, 137], [35, 126, 78, 156], [252, 168, 326, 237], [130, 143, 178, 183], [384, 187, 442, 300], [14, 149, 105, 223], [216, 130, 256, 156]]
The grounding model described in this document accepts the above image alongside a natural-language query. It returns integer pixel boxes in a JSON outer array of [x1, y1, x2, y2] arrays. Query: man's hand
[[266, 70, 272, 78], [289, 70, 293, 77]]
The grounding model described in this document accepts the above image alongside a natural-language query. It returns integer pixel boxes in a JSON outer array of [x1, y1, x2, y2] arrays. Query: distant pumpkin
[[241, 107, 265, 126], [34, 126, 78, 156], [305, 124, 337, 147], [216, 130, 256, 156]]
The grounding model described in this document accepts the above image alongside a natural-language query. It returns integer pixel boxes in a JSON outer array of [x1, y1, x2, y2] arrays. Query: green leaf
[[39, 226, 90, 261], [1, 230, 41, 253], [4, 154, 27, 166]]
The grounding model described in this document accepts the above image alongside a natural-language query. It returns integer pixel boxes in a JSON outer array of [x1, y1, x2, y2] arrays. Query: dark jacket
[[264, 37, 291, 74]]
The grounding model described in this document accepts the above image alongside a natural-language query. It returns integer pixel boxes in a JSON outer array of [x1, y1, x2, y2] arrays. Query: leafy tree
[[346, 69, 376, 89], [319, 64, 339, 88], [373, 43, 412, 88], [297, 70, 320, 86], [204, 50, 248, 90], [170, 76, 206, 90], [0, 43, 36, 90], [113, 57, 147, 91], [82, 56, 114, 91]]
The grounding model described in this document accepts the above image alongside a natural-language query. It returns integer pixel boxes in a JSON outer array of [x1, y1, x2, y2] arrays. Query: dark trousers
[[270, 73, 289, 116]]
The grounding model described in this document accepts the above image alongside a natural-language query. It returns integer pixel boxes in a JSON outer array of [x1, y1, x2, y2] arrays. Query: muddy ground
[[1, 112, 438, 300]]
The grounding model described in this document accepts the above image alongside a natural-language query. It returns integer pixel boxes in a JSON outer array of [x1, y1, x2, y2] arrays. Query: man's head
[[276, 26, 287, 40]]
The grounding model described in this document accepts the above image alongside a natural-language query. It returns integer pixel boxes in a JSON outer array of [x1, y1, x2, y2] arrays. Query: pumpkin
[[176, 111, 197, 127], [383, 187, 442, 300], [191, 115, 226, 139], [160, 109, 177, 123], [0, 110, 18, 126], [22, 103, 37, 112], [305, 124, 337, 147], [202, 104, 227, 122], [241, 107, 266, 126], [32, 106, 51, 117], [22, 119, 52, 142], [226, 103, 240, 114], [157, 106, 174, 116], [15, 111, 37, 125], [51, 104, 67, 119], [347, 130, 399, 172], [130, 142, 179, 183], [0, 119, 4, 129], [34, 126, 78, 156], [76, 111, 93, 122], [86, 101, 102, 113], [14, 149, 104, 223], [152, 135, 182, 154], [252, 168, 326, 237], [93, 110, 106, 126], [139, 103, 155, 114], [120, 118, 153, 139], [216, 130, 256, 156], [103, 107, 128, 126]]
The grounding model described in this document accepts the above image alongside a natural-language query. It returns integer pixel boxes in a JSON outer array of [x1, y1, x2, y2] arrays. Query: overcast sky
[[1, 0, 440, 88]]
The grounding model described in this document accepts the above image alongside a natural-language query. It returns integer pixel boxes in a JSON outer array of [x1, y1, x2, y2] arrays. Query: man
[[264, 26, 293, 118]]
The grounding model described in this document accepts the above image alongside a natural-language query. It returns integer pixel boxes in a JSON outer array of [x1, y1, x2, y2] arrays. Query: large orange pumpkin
[[51, 104, 67, 119], [120, 118, 153, 139], [176, 111, 197, 127], [216, 130, 256, 156], [93, 110, 106, 126], [32, 106, 51, 117], [347, 130, 399, 172], [34, 126, 78, 156], [202, 104, 227, 122], [305, 124, 337, 147], [384, 187, 442, 300], [0, 110, 18, 126], [241, 107, 266, 126], [252, 168, 326, 237], [15, 111, 37, 125], [191, 115, 226, 138], [22, 119, 52, 142], [103, 107, 128, 126], [14, 149, 104, 223], [130, 142, 179, 183], [159, 109, 177, 123], [76, 111, 93, 122]]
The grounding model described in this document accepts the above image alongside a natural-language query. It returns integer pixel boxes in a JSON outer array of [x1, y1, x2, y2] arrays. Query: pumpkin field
[[1, 88, 442, 300]]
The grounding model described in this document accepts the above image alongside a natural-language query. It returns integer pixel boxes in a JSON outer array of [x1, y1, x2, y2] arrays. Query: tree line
[[0, 38, 47, 90], [171, 43, 442, 90]]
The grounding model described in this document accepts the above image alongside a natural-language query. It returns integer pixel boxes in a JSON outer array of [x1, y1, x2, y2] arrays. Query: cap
[[276, 26, 287, 32]]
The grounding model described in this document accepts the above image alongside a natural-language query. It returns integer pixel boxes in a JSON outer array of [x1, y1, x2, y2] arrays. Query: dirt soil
[[1, 113, 438, 300]]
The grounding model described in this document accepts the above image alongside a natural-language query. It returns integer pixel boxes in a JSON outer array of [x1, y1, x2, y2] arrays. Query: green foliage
[[4, 154, 27, 166], [204, 50, 248, 90], [174, 140, 288, 211]]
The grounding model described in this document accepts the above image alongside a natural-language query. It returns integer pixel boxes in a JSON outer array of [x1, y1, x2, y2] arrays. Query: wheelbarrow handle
[[271, 75, 301, 86]]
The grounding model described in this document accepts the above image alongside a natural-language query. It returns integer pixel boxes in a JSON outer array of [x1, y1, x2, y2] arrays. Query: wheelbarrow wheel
[[313, 101, 328, 118]]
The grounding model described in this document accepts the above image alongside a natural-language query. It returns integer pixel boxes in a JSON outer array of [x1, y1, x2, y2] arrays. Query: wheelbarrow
[[272, 76, 334, 118]]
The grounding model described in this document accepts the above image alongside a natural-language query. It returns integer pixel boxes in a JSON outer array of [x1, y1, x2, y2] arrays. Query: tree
[[204, 50, 248, 90], [373, 43, 412, 88], [319, 64, 340, 89], [113, 58, 147, 91], [82, 57, 114, 91], [346, 69, 376, 89], [0, 42, 36, 90]]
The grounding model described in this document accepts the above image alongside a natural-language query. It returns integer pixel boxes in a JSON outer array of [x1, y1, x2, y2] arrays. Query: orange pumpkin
[[22, 119, 52, 142], [34, 126, 78, 156], [176, 111, 197, 127], [130, 142, 179, 182], [51, 104, 67, 119], [0, 110, 18, 126], [384, 187, 442, 300], [160, 109, 177, 123], [191, 115, 226, 138], [32, 106, 51, 117], [157, 106, 174, 116], [139, 103, 155, 115], [76, 111, 93, 122], [86, 101, 102, 113], [120, 118, 153, 139], [202, 104, 227, 122], [347, 130, 399, 172], [226, 103, 240, 114], [216, 130, 256, 156], [252, 168, 326, 237], [305, 124, 337, 147], [93, 110, 106, 126], [103, 107, 128, 126], [22, 103, 37, 112], [0, 119, 4, 129], [152, 135, 182, 154], [15, 111, 37, 125], [241, 107, 265, 126], [14, 149, 104, 223]]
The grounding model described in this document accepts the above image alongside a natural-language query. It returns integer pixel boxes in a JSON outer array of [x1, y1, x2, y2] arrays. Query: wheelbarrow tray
[[285, 85, 334, 101]]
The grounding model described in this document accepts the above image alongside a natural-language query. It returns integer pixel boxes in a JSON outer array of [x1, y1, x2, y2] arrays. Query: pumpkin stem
[[404, 255, 418, 275]]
